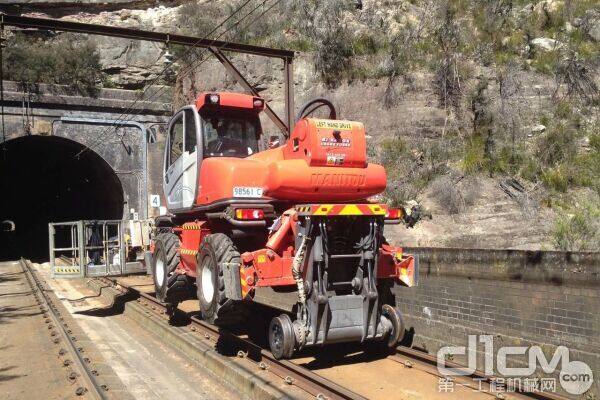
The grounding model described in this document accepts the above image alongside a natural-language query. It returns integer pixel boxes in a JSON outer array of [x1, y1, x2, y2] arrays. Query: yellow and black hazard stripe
[[295, 205, 312, 213], [240, 276, 250, 299], [179, 248, 198, 256], [182, 223, 203, 230], [295, 203, 387, 216], [54, 267, 81, 274]]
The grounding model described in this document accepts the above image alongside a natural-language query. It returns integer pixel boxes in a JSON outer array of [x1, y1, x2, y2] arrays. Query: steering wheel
[[296, 98, 337, 122], [207, 137, 244, 157]]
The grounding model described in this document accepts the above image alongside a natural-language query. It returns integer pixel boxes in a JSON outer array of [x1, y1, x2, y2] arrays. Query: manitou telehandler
[[151, 92, 418, 359]]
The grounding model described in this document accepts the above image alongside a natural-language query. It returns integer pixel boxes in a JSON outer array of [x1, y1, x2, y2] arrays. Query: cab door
[[163, 106, 201, 211], [164, 112, 184, 211], [181, 107, 201, 208]]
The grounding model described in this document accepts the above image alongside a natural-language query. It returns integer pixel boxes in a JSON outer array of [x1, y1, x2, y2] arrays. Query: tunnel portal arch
[[0, 135, 125, 261]]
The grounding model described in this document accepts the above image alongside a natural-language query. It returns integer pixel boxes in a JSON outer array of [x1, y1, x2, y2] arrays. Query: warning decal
[[315, 120, 353, 130]]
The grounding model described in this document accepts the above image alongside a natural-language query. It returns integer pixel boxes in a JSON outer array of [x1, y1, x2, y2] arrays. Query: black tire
[[196, 233, 242, 325], [152, 232, 180, 303]]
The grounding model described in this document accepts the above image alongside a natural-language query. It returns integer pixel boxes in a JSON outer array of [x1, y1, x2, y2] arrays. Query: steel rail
[[103, 275, 572, 400], [0, 14, 295, 59], [394, 347, 569, 400], [100, 277, 366, 400], [19, 259, 107, 400]]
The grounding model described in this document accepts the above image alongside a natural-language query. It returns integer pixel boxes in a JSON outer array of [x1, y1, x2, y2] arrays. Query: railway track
[[94, 275, 568, 400], [96, 275, 367, 400], [18, 258, 108, 400]]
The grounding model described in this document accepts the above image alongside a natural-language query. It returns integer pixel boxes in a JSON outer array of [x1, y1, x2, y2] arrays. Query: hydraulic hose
[[292, 234, 310, 305]]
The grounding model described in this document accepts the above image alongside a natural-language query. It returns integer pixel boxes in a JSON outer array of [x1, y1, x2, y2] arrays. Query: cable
[[74, 0, 256, 158], [77, 0, 282, 158], [75, 0, 255, 158], [106, 0, 280, 134]]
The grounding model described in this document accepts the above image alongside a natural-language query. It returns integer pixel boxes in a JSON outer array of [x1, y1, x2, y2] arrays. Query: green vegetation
[[174, 0, 599, 248], [2, 33, 103, 95], [378, 135, 454, 206], [552, 196, 600, 251]]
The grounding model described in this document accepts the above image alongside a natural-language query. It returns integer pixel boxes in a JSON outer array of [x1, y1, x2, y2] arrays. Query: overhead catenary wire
[[72, 0, 258, 158], [114, 0, 281, 127], [75, 0, 276, 159]]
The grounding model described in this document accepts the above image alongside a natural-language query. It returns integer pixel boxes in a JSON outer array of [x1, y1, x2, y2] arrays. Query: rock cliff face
[[3, 0, 599, 250]]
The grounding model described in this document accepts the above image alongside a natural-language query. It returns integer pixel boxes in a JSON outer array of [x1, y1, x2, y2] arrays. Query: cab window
[[201, 110, 260, 158], [167, 115, 184, 169], [184, 109, 197, 153]]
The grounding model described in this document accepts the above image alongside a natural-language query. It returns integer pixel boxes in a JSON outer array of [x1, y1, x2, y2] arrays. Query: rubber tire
[[196, 233, 240, 325], [268, 314, 296, 359], [382, 304, 406, 348], [152, 232, 180, 303]]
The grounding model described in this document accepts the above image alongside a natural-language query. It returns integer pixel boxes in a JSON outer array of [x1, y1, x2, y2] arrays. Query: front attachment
[[267, 210, 405, 358]]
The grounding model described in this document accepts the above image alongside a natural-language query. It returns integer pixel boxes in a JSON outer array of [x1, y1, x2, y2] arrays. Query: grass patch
[[553, 197, 600, 251]]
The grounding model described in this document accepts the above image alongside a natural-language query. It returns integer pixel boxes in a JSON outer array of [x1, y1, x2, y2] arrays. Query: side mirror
[[268, 135, 280, 149]]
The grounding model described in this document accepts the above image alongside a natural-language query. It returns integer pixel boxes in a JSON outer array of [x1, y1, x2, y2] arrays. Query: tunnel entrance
[[0, 135, 124, 261]]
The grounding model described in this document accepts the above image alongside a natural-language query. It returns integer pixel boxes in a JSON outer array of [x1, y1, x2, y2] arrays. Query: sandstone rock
[[564, 21, 574, 33], [520, 3, 534, 16], [533, 0, 564, 19], [530, 124, 546, 136], [584, 11, 600, 42], [531, 37, 562, 51]]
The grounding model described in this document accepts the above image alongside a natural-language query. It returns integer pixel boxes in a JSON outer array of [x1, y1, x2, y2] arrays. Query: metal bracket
[[209, 46, 290, 136]]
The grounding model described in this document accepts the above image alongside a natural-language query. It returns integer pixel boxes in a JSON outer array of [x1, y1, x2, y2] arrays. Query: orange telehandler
[[151, 92, 417, 359]]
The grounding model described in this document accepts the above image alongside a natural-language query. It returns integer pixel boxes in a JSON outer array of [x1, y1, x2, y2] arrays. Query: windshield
[[201, 110, 260, 158]]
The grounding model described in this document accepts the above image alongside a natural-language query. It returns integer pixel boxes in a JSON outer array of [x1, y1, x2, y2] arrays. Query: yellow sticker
[[257, 255, 266, 263], [315, 120, 353, 131]]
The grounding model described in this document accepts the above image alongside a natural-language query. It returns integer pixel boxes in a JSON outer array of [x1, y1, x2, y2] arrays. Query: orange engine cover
[[283, 119, 367, 168], [196, 118, 386, 205]]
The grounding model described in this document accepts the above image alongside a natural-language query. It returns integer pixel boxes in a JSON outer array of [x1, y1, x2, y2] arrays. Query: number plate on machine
[[233, 187, 264, 198]]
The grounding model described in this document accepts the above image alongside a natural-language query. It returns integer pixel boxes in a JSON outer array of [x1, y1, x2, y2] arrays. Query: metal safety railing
[[49, 220, 145, 278]]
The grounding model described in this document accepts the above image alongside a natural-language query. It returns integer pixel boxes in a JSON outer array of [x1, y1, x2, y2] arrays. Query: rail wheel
[[382, 304, 405, 348], [152, 232, 180, 303], [269, 314, 296, 359], [197, 233, 244, 326]]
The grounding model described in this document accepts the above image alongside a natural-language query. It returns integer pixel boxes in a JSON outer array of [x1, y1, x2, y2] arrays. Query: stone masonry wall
[[393, 247, 600, 398]]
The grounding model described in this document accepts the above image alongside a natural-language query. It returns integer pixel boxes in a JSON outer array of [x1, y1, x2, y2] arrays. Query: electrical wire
[[74, 0, 258, 158], [77, 0, 284, 158], [122, 0, 281, 127]]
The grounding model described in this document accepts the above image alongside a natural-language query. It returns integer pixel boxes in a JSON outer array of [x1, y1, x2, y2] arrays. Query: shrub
[[383, 183, 420, 208], [530, 50, 559, 75], [462, 136, 486, 174], [3, 33, 103, 95], [553, 198, 600, 251], [535, 122, 578, 167], [555, 99, 573, 119], [379, 136, 408, 175], [176, 2, 224, 38], [293, 0, 356, 88], [554, 55, 599, 105], [541, 167, 569, 192], [430, 175, 478, 214], [378, 135, 452, 207], [352, 33, 382, 56]]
